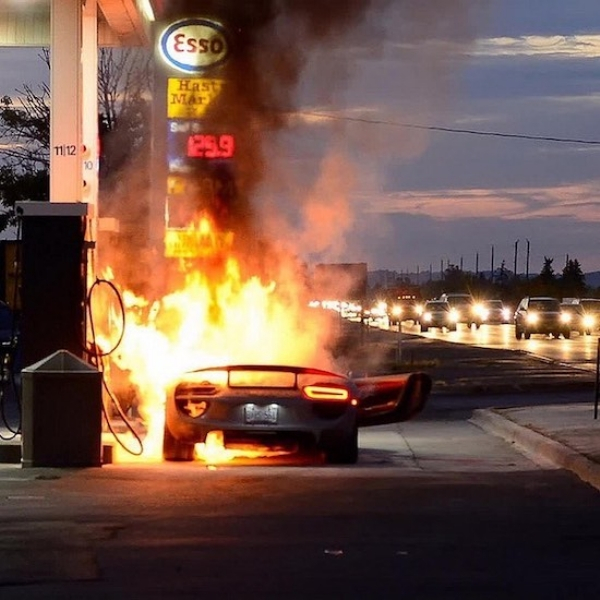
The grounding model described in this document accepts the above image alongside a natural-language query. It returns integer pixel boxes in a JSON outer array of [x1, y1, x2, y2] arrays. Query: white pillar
[[82, 0, 99, 221], [50, 0, 82, 203]]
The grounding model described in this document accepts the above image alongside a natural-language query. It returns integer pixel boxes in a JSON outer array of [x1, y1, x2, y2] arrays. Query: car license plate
[[244, 404, 278, 425]]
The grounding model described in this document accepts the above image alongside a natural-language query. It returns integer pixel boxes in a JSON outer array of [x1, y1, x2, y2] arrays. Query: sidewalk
[[342, 324, 600, 492], [471, 402, 600, 492]]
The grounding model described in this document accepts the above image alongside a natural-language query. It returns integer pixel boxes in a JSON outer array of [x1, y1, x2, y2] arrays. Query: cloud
[[361, 182, 600, 222], [472, 35, 600, 59]]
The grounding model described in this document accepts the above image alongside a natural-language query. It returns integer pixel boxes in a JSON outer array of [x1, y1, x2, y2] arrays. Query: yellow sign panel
[[164, 228, 234, 259], [167, 78, 225, 119]]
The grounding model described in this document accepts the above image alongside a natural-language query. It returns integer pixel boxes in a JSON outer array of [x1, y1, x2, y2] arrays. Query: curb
[[433, 380, 596, 396], [470, 408, 600, 492]]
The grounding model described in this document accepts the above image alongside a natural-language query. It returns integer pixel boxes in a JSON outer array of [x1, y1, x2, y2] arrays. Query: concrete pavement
[[1, 325, 600, 494], [471, 402, 600, 492]]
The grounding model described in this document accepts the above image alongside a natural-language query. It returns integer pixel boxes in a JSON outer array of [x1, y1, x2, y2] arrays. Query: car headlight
[[584, 315, 596, 328], [502, 308, 511, 320], [423, 312, 432, 322], [449, 308, 459, 322], [391, 305, 402, 317], [560, 312, 571, 323], [526, 312, 539, 324], [415, 303, 424, 316], [472, 303, 484, 316]]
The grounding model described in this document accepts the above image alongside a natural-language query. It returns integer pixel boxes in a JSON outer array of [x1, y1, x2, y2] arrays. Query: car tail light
[[302, 384, 351, 402]]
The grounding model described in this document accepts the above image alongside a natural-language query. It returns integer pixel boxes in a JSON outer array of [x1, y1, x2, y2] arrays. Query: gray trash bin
[[21, 350, 102, 468]]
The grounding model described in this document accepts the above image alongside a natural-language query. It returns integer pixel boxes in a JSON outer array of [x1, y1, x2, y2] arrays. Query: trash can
[[21, 350, 102, 468]]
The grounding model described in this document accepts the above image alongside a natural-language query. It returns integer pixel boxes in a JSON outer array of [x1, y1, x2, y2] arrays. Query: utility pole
[[490, 245, 495, 283], [514, 239, 519, 279], [475, 252, 479, 277], [526, 239, 530, 280]]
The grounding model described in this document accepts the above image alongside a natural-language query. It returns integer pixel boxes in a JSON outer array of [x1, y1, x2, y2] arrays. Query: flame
[[194, 431, 296, 465], [92, 219, 334, 464]]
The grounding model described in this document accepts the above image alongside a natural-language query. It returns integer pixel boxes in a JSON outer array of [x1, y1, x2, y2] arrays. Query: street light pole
[[526, 239, 530, 280], [514, 239, 520, 279]]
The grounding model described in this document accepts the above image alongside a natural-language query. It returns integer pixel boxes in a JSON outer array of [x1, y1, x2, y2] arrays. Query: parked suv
[[514, 296, 571, 340]]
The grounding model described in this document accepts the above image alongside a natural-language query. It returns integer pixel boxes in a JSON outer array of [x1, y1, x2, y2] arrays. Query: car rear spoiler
[[354, 372, 432, 427]]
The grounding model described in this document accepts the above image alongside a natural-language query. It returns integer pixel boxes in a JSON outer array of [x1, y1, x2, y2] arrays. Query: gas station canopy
[[0, 0, 155, 47]]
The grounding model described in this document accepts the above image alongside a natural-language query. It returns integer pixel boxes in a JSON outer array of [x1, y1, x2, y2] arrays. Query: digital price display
[[186, 133, 235, 158], [168, 121, 235, 162]]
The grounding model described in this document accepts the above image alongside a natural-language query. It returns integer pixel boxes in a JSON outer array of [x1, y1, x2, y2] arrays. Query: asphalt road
[[1, 320, 600, 598], [400, 319, 600, 370], [338, 321, 597, 395], [2, 396, 600, 599]]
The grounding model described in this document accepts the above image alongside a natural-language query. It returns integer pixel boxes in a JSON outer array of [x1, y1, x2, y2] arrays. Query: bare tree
[[97, 47, 152, 185], [0, 48, 152, 228], [0, 49, 50, 173]]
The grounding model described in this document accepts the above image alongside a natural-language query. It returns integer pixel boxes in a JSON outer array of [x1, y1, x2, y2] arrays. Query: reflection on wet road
[[394, 321, 599, 370]]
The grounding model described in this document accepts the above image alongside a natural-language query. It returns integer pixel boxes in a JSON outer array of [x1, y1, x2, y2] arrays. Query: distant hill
[[584, 272, 600, 289], [369, 268, 600, 292]]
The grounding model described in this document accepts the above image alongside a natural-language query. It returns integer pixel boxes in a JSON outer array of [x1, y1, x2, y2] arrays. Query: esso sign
[[159, 19, 230, 73]]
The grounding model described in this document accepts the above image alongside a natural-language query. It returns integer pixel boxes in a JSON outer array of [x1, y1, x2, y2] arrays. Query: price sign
[[168, 123, 236, 162], [186, 133, 235, 158]]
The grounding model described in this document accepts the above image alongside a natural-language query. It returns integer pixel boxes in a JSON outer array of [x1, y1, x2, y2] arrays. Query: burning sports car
[[164, 364, 431, 464]]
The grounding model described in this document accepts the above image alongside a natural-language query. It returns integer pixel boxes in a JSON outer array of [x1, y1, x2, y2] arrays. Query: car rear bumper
[[166, 399, 357, 446]]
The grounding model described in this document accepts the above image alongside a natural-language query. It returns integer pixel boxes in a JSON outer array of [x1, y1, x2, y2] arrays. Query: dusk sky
[[1, 0, 600, 277], [255, 0, 600, 278]]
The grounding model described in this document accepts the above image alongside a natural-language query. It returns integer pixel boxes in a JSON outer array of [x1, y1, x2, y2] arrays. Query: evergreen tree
[[539, 257, 555, 283], [561, 258, 587, 298]]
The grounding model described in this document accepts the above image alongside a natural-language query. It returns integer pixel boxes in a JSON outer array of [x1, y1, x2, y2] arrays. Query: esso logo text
[[159, 19, 230, 73]]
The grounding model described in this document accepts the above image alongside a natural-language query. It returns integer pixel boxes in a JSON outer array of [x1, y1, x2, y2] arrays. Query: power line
[[299, 111, 600, 146]]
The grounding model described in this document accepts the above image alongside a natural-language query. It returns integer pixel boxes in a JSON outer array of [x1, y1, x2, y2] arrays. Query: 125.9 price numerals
[[187, 134, 235, 159]]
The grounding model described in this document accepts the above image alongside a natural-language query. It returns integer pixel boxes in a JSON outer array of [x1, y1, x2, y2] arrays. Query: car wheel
[[515, 327, 523, 340], [449, 324, 457, 332], [586, 329, 592, 336], [563, 330, 571, 340], [163, 423, 195, 461], [420, 325, 428, 332], [325, 426, 358, 465], [524, 330, 531, 340]]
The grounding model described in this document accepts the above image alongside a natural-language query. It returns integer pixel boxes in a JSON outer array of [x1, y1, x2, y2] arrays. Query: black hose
[[85, 276, 144, 456]]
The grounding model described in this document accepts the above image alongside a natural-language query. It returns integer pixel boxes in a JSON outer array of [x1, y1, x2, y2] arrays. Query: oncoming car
[[164, 364, 432, 464], [419, 300, 458, 332], [578, 299, 600, 334], [559, 303, 586, 336], [514, 296, 571, 340], [439, 293, 481, 328], [387, 297, 421, 326], [480, 299, 512, 325]]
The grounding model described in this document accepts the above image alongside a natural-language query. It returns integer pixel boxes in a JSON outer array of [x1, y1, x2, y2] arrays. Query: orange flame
[[93, 219, 335, 464]]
